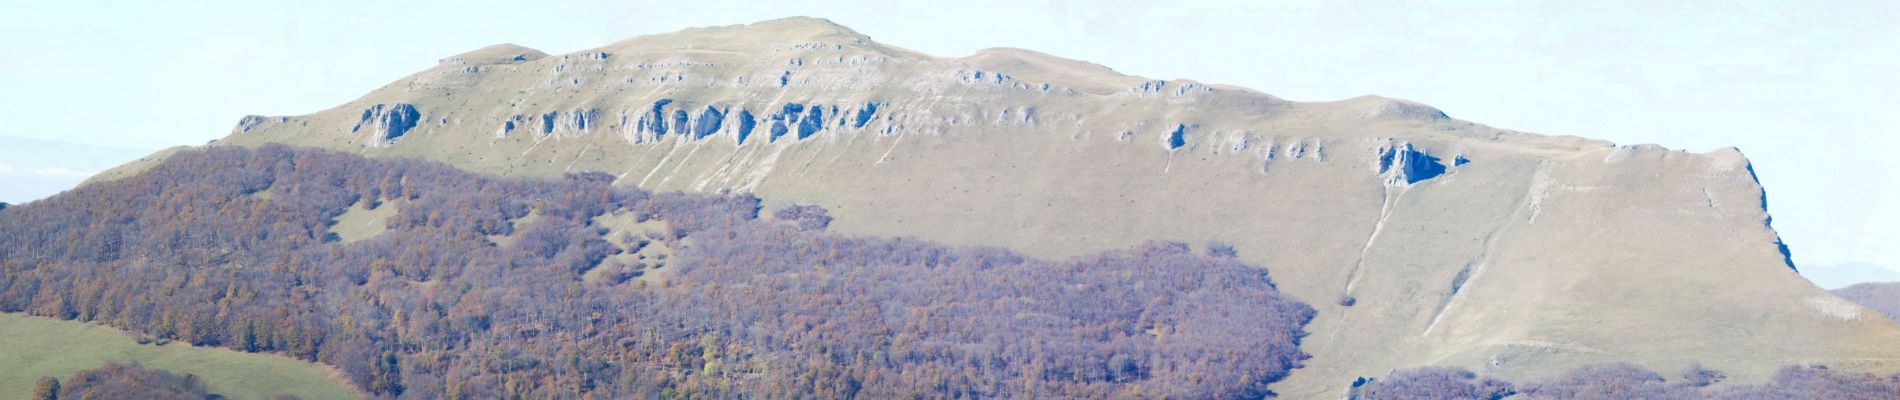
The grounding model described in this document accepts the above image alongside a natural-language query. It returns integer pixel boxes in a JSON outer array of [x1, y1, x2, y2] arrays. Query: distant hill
[[1837, 282, 1900, 321], [1805, 262, 1900, 290]]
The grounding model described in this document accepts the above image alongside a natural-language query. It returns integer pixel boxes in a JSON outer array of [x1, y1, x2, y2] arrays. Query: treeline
[[0, 144, 1315, 399], [1348, 362, 1900, 399], [29, 362, 278, 400]]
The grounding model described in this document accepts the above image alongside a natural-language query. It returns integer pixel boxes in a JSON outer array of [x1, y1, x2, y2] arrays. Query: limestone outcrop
[[349, 103, 420, 147]]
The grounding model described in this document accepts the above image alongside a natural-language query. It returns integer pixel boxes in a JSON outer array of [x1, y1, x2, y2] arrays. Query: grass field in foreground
[[0, 312, 359, 400]]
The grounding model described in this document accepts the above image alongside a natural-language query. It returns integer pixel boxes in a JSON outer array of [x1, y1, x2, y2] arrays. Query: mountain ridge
[[86, 16, 1900, 398]]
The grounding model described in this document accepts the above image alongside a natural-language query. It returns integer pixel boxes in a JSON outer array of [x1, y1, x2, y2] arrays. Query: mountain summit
[[107, 17, 1900, 397]]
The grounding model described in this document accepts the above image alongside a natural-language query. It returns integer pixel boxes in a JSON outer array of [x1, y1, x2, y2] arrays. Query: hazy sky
[[2, 0, 1895, 281]]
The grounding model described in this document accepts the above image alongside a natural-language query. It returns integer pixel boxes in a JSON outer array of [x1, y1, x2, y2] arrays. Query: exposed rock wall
[[1376, 141, 1448, 185], [349, 103, 420, 147]]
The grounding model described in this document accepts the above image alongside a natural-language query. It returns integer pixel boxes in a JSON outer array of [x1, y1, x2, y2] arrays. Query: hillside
[[0, 145, 1314, 398], [91, 17, 1900, 396]]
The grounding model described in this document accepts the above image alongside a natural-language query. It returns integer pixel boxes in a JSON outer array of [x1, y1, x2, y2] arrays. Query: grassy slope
[[330, 200, 401, 243], [0, 313, 359, 400]]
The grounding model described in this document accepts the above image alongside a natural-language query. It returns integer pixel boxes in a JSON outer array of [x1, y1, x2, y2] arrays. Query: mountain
[[93, 17, 1900, 397], [1837, 282, 1900, 321]]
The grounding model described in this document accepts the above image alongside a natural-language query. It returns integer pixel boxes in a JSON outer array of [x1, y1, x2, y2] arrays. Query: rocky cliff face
[[176, 17, 1900, 397]]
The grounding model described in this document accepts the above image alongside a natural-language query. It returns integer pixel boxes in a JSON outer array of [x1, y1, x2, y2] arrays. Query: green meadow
[[0, 313, 358, 400]]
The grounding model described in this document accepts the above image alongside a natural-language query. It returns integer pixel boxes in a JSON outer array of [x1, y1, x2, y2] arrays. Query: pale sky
[[2, 0, 1895, 283]]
